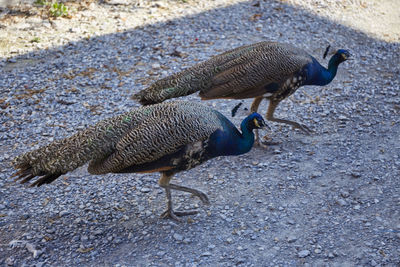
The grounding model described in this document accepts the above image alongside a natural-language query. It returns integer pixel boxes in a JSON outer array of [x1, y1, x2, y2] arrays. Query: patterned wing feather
[[199, 42, 312, 99], [88, 102, 223, 174]]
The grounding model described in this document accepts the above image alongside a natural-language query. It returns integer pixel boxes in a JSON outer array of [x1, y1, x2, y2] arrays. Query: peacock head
[[323, 45, 351, 63], [244, 112, 268, 130], [334, 49, 351, 63]]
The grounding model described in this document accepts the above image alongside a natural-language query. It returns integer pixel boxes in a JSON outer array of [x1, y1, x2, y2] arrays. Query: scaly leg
[[250, 97, 265, 146], [158, 173, 209, 221], [266, 99, 312, 135]]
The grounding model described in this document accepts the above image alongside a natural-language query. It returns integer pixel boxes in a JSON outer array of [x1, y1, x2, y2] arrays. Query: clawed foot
[[291, 122, 312, 135], [194, 191, 210, 205], [160, 183, 210, 221], [254, 139, 271, 148], [160, 208, 199, 221], [261, 135, 281, 146]]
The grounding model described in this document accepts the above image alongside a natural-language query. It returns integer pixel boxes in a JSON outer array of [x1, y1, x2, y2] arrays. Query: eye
[[253, 118, 260, 128]]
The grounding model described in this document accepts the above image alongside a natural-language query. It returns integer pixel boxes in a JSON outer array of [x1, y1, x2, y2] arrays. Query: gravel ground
[[1, 0, 399, 266]]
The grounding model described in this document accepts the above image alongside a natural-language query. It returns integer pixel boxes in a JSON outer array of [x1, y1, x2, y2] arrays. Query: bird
[[132, 41, 350, 143], [11, 101, 266, 221]]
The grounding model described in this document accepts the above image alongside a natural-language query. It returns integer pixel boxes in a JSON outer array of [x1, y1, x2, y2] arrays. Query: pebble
[[140, 187, 151, 193], [6, 257, 14, 266], [337, 199, 348, 206], [173, 233, 184, 242], [287, 235, 297, 243], [59, 210, 70, 217], [201, 251, 212, 257], [298, 250, 310, 258]]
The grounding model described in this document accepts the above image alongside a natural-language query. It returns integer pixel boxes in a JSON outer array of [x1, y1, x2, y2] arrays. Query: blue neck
[[307, 55, 341, 86], [208, 116, 255, 157], [236, 119, 255, 155], [206, 112, 258, 157]]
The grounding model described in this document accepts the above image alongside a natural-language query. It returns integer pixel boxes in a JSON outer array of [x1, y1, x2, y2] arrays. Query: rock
[[298, 250, 310, 258], [201, 251, 212, 257], [287, 235, 297, 243], [151, 63, 161, 69], [173, 233, 183, 242], [337, 199, 348, 206], [140, 187, 151, 193], [59, 210, 70, 217], [5, 257, 14, 266]]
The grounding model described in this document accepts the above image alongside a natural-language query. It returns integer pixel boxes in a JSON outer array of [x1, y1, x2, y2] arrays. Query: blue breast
[[303, 57, 333, 86], [206, 114, 254, 157]]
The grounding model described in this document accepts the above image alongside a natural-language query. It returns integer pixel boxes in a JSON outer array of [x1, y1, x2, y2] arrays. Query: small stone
[[6, 257, 14, 266], [152, 63, 161, 69], [340, 191, 350, 198], [314, 248, 322, 254], [173, 233, 183, 242], [337, 199, 348, 206], [156, 251, 166, 257], [310, 171, 322, 178], [287, 219, 295, 225], [287, 235, 297, 243], [140, 187, 151, 193], [59, 210, 69, 217], [354, 205, 361, 210], [93, 229, 103, 235], [201, 251, 212, 257], [298, 250, 310, 258], [46, 228, 55, 234], [236, 258, 246, 265]]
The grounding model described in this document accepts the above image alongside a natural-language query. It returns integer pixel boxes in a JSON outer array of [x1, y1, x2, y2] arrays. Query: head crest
[[323, 45, 331, 59], [231, 102, 243, 117]]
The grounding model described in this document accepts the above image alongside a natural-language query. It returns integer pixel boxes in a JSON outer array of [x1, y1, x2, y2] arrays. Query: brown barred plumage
[[133, 42, 310, 104], [11, 101, 266, 220], [132, 41, 350, 141], [12, 101, 222, 186]]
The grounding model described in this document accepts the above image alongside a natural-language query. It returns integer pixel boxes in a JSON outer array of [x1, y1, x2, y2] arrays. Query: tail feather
[[132, 77, 202, 105], [30, 173, 62, 187], [131, 42, 273, 105], [11, 111, 133, 186]]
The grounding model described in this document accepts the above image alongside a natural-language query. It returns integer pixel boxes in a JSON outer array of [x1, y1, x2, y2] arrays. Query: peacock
[[132, 41, 350, 143], [11, 101, 266, 221]]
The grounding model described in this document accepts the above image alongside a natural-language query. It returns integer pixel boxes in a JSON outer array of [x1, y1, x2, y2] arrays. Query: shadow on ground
[[1, 0, 399, 266]]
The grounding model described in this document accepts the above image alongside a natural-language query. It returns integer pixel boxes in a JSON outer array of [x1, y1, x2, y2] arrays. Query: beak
[[256, 118, 270, 130], [343, 52, 352, 60], [263, 122, 271, 130]]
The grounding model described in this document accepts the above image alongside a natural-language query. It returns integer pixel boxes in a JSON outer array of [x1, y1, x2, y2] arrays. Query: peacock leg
[[158, 173, 207, 221], [250, 97, 264, 146], [266, 99, 312, 135]]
